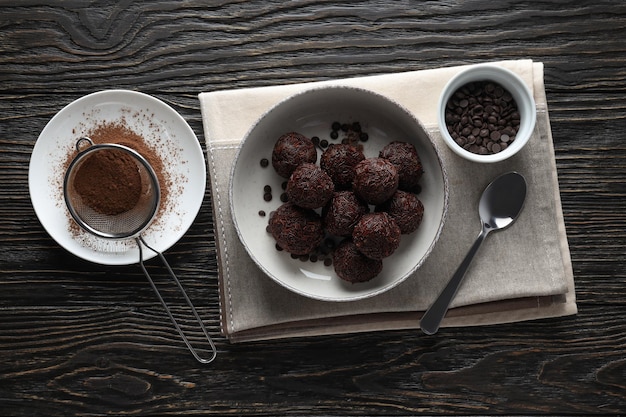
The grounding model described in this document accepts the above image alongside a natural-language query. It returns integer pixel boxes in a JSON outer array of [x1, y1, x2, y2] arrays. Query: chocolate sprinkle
[[272, 132, 317, 178], [333, 239, 383, 283], [286, 163, 334, 209], [353, 212, 401, 260], [353, 157, 399, 205], [379, 141, 424, 192], [322, 191, 369, 237], [267, 202, 324, 255], [376, 190, 424, 234], [320, 143, 365, 189]]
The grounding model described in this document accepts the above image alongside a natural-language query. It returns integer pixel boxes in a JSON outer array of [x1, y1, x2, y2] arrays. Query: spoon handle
[[420, 227, 489, 335]]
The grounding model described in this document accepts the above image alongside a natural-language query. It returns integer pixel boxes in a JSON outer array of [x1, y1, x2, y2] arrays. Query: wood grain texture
[[1, 0, 626, 415]]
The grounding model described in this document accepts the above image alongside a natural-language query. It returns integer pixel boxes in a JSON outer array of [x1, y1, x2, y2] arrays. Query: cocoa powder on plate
[[64, 120, 172, 239]]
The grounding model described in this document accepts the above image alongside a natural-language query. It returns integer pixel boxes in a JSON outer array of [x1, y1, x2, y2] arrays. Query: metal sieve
[[63, 137, 216, 364]]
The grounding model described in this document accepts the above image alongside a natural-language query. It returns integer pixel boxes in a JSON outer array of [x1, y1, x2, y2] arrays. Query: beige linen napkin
[[199, 59, 577, 343]]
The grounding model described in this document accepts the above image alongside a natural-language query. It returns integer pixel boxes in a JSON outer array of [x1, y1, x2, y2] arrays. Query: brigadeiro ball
[[286, 163, 334, 209], [320, 143, 365, 189], [333, 239, 383, 283], [379, 141, 423, 192], [268, 202, 324, 255], [352, 157, 399, 205], [272, 132, 317, 178], [377, 190, 424, 234], [322, 191, 369, 237], [353, 212, 401, 260]]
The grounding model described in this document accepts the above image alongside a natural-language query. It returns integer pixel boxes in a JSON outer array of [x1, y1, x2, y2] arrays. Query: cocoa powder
[[73, 148, 142, 215], [80, 121, 170, 211]]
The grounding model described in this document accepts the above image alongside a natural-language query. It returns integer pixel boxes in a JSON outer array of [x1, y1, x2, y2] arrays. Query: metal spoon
[[420, 171, 527, 335]]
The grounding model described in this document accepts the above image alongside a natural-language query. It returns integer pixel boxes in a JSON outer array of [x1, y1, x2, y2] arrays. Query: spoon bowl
[[420, 171, 527, 334], [480, 172, 527, 230]]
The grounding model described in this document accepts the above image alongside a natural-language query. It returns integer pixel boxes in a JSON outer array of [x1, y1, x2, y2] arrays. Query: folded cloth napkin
[[199, 59, 577, 343]]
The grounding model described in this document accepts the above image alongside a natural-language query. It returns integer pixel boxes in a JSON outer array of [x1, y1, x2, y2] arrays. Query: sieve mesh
[[64, 142, 160, 239]]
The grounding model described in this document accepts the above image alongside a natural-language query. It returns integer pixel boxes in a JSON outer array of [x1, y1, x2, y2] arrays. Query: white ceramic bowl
[[230, 86, 449, 302], [438, 64, 537, 163]]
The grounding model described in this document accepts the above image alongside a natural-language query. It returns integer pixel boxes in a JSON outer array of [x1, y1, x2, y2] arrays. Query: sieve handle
[[136, 236, 217, 364]]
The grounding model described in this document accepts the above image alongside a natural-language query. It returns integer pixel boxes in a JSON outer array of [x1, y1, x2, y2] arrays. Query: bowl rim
[[437, 64, 537, 163], [229, 84, 450, 301]]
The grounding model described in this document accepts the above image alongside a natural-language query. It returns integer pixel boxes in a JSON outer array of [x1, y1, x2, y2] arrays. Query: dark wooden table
[[2, 1, 625, 415]]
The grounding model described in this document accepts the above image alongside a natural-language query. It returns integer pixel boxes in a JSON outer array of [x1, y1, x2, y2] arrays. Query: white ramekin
[[438, 64, 537, 163]]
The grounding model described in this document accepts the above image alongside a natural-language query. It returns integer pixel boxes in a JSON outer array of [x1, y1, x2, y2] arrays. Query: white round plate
[[29, 90, 206, 265], [231, 86, 449, 302]]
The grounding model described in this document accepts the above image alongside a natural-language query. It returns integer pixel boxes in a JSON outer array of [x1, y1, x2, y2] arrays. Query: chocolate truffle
[[352, 212, 401, 260], [379, 141, 423, 192], [272, 132, 317, 178], [286, 163, 334, 209], [268, 202, 324, 255], [322, 191, 369, 237], [333, 239, 383, 283], [352, 157, 399, 205], [377, 190, 424, 234], [320, 143, 365, 189]]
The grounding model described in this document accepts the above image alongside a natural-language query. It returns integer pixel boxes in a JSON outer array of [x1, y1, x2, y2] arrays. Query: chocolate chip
[[444, 80, 521, 155], [262, 184, 273, 200]]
